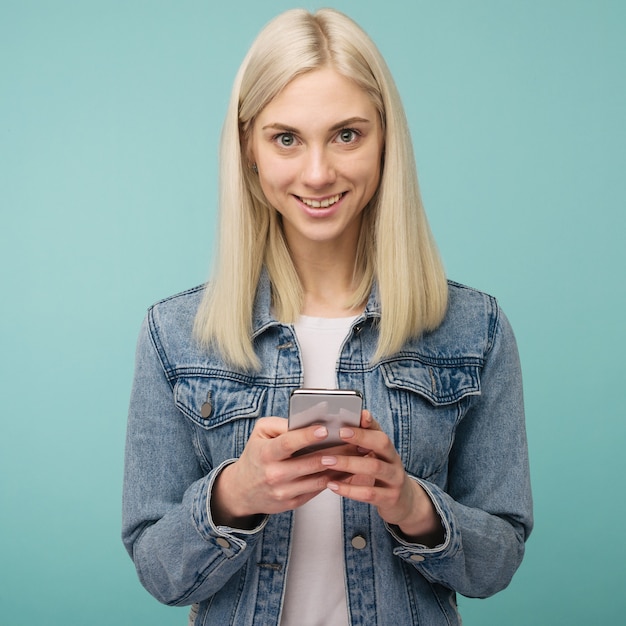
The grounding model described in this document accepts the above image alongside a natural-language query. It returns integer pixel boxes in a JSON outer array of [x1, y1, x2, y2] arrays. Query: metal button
[[201, 401, 212, 418], [410, 554, 425, 562], [351, 535, 367, 550], [216, 537, 230, 549]]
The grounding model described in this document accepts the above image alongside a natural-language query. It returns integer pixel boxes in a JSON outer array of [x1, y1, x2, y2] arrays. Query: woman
[[122, 8, 532, 625]]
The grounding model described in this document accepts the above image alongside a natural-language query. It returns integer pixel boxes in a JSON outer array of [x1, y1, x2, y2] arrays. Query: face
[[248, 67, 384, 255]]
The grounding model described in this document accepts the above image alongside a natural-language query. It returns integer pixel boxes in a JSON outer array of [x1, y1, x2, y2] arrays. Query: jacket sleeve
[[387, 306, 533, 598], [121, 314, 268, 606]]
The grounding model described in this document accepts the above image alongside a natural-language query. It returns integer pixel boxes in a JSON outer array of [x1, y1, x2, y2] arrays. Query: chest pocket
[[380, 358, 481, 482], [174, 375, 266, 470]]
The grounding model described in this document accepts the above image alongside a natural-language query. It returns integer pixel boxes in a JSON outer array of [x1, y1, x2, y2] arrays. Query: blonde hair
[[194, 8, 448, 370]]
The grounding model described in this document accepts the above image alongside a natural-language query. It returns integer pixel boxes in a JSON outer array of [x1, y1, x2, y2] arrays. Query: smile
[[298, 193, 344, 208]]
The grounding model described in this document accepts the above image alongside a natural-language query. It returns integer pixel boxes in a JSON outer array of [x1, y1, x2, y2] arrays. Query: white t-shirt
[[280, 314, 358, 626]]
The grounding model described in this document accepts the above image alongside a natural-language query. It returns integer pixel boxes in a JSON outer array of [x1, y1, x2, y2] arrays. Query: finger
[[338, 426, 397, 463], [257, 478, 330, 514], [265, 470, 330, 503], [327, 480, 380, 504], [327, 451, 377, 487], [253, 416, 290, 439], [327, 468, 406, 507], [320, 451, 398, 486], [360, 410, 382, 431], [267, 424, 330, 461]]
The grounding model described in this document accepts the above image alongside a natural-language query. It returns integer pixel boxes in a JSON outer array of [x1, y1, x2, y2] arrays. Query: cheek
[[257, 173, 291, 213], [258, 158, 296, 195], [351, 155, 382, 192]]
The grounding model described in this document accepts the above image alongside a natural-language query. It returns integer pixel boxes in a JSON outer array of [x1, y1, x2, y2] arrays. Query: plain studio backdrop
[[1, 1, 624, 624]]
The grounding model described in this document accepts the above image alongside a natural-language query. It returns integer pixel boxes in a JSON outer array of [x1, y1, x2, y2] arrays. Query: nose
[[300, 146, 336, 189]]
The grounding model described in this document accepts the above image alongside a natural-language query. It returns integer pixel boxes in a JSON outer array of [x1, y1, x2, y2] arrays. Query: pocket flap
[[381, 358, 481, 406], [174, 376, 265, 430]]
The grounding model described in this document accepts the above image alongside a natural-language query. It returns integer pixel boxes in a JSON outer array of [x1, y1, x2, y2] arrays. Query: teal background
[[1, 0, 624, 624]]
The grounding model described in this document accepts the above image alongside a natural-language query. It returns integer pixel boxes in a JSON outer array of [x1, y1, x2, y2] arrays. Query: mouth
[[297, 193, 344, 209]]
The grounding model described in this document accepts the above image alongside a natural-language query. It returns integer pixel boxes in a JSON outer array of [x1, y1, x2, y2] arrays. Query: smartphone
[[288, 388, 363, 453]]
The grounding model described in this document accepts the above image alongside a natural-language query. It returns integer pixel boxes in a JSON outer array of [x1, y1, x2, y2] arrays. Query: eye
[[336, 129, 360, 144], [275, 133, 297, 147]]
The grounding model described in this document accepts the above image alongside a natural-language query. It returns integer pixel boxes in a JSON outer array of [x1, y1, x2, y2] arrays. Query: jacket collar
[[251, 267, 381, 338]]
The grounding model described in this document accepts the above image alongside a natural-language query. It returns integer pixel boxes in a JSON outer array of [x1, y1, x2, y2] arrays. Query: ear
[[241, 123, 256, 170]]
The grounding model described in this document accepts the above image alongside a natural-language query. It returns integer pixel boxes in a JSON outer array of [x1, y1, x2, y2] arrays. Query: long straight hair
[[194, 8, 448, 370]]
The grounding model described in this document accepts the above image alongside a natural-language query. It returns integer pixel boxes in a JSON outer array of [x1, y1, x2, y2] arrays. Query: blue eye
[[337, 129, 358, 143], [278, 133, 295, 147]]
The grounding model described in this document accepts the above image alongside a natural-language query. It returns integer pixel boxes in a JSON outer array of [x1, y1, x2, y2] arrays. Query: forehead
[[256, 67, 378, 129]]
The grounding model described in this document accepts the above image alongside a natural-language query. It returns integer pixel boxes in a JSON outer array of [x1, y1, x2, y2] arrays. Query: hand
[[211, 416, 346, 528], [323, 411, 445, 547]]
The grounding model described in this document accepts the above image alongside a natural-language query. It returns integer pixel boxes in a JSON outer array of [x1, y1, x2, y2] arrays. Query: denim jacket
[[122, 273, 532, 625]]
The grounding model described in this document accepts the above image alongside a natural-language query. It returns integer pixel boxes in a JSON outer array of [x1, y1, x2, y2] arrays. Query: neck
[[290, 243, 364, 318], [300, 276, 363, 317]]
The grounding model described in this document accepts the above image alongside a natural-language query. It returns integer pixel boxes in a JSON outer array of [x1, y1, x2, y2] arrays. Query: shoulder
[[148, 284, 206, 329], [148, 285, 204, 332], [142, 285, 207, 371], [445, 280, 500, 336], [408, 280, 504, 362]]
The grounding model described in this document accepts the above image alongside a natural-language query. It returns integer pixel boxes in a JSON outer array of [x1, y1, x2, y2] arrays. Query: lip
[[294, 192, 346, 217]]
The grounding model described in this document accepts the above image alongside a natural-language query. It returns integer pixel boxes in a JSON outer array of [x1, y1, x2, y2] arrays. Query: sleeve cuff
[[192, 459, 269, 549], [386, 476, 461, 562]]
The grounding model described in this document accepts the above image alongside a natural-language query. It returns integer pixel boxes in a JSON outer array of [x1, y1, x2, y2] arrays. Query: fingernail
[[339, 427, 354, 438], [321, 456, 337, 466], [327, 482, 339, 491], [314, 426, 328, 439]]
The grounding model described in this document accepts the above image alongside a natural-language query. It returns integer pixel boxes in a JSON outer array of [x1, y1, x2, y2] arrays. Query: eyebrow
[[261, 117, 372, 133]]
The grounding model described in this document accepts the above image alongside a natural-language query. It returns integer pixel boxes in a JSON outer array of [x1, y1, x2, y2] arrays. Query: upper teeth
[[300, 193, 342, 208]]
